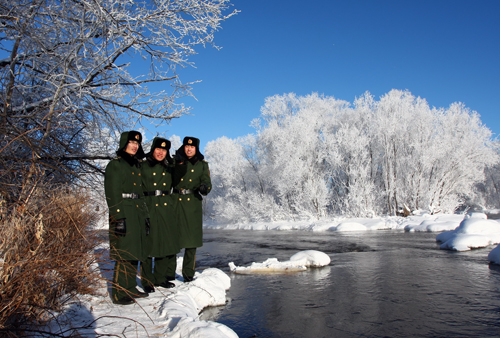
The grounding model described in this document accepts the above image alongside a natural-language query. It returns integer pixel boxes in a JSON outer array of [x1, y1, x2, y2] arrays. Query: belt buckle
[[155, 190, 161, 196]]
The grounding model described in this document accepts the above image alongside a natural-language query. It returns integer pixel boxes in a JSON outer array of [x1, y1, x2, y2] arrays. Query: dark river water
[[195, 229, 500, 338]]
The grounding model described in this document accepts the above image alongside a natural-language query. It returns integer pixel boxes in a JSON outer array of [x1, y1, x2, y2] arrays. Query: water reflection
[[198, 230, 500, 338]]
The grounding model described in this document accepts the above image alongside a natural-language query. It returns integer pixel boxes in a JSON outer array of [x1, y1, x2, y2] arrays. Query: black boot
[[158, 280, 176, 288], [112, 296, 135, 305], [183, 275, 194, 283], [143, 284, 155, 293]]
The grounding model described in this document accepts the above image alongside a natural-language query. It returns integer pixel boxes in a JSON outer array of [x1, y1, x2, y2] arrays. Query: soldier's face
[[185, 145, 196, 159], [125, 140, 139, 155], [153, 147, 167, 161]]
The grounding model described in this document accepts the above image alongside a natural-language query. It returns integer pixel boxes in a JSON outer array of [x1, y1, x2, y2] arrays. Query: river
[[195, 229, 500, 338]]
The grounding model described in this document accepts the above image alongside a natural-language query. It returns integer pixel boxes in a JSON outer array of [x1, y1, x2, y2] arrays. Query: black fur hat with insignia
[[176, 136, 204, 162], [117, 130, 145, 159], [146, 137, 173, 165]]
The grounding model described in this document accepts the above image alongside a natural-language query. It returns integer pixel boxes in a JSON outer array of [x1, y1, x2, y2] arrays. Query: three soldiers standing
[[104, 132, 211, 305]]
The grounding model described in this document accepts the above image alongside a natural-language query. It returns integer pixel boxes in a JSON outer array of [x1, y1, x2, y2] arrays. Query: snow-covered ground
[[50, 211, 500, 337], [48, 257, 237, 337]]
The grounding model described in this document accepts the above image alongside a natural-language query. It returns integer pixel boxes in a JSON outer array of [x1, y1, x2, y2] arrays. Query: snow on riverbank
[[50, 212, 500, 336], [204, 212, 466, 232], [49, 260, 237, 337], [206, 211, 500, 257], [436, 213, 500, 251]]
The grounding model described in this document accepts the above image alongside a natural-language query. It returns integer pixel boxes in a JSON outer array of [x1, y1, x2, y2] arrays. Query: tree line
[[205, 90, 500, 223]]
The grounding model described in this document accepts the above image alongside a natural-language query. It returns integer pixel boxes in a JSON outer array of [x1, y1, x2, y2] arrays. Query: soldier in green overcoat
[[140, 137, 183, 292], [172, 136, 212, 282], [104, 130, 150, 305]]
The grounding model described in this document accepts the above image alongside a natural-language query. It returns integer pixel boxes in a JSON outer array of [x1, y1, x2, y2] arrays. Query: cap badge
[[161, 142, 166, 147], [135, 134, 140, 140], [188, 139, 193, 144]]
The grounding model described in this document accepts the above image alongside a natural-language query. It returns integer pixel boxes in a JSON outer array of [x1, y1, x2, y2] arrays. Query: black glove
[[114, 218, 126, 237], [173, 150, 185, 163], [198, 184, 209, 195], [145, 218, 151, 236]]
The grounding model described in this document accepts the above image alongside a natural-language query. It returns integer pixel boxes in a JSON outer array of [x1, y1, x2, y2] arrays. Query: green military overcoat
[[141, 158, 180, 257], [173, 159, 211, 248], [104, 135, 149, 262]]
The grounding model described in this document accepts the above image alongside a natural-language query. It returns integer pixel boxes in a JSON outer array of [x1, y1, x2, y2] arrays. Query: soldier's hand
[[173, 150, 185, 163], [114, 218, 126, 237], [145, 218, 151, 236], [198, 184, 209, 195]]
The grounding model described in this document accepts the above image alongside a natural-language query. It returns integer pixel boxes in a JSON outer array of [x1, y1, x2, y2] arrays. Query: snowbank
[[204, 214, 463, 232], [50, 263, 237, 337], [229, 250, 330, 274], [437, 213, 500, 251], [488, 245, 500, 264], [48, 212, 500, 336], [403, 214, 464, 232]]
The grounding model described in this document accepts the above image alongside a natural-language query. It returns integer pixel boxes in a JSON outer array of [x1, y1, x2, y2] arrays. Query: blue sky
[[151, 0, 500, 151]]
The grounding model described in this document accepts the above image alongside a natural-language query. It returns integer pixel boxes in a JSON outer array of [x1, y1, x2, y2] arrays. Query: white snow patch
[[403, 214, 463, 232], [437, 215, 500, 251], [229, 250, 330, 274], [49, 264, 236, 337], [289, 250, 331, 267]]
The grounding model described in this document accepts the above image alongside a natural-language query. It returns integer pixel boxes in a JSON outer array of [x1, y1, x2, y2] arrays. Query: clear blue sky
[[152, 0, 500, 152]]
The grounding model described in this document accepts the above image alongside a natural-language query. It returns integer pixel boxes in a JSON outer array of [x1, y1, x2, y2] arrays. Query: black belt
[[122, 193, 140, 199], [173, 188, 195, 195], [144, 190, 170, 196]]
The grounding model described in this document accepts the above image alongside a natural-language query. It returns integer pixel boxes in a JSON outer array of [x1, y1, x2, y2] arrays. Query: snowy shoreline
[[50, 212, 500, 337]]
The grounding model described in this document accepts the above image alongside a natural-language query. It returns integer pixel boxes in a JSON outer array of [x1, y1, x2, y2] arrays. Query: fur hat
[[150, 137, 171, 152], [117, 130, 145, 158], [179, 136, 204, 160], [145, 137, 172, 163]]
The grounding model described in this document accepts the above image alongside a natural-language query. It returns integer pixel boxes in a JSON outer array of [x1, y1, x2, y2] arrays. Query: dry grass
[[0, 185, 104, 336]]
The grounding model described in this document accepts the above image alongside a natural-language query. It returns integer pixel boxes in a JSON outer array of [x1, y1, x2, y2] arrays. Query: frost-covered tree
[[206, 90, 499, 222], [205, 135, 278, 223], [425, 103, 498, 212], [0, 0, 236, 205], [257, 93, 332, 220], [372, 90, 438, 214], [478, 144, 500, 209], [323, 92, 380, 217]]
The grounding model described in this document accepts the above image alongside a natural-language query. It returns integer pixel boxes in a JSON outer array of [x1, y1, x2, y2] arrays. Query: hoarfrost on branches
[[205, 90, 500, 223], [0, 0, 236, 201]]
